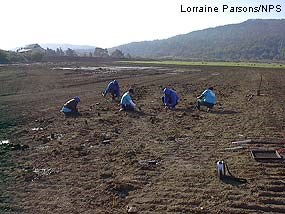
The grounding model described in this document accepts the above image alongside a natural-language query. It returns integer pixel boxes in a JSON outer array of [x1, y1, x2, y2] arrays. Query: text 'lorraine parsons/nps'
[[180, 4, 282, 13]]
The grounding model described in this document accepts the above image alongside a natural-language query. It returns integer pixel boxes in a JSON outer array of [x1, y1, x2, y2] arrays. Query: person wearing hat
[[61, 96, 81, 116], [162, 87, 179, 110], [120, 88, 139, 111], [102, 80, 121, 100], [197, 87, 216, 111]]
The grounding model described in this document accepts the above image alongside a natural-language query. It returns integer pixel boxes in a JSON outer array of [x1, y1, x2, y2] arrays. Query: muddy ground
[[0, 61, 284, 213]]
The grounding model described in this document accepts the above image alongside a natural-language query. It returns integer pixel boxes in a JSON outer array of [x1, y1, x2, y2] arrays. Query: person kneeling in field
[[197, 87, 216, 111], [102, 80, 121, 100], [60, 96, 81, 116], [120, 88, 139, 112], [162, 87, 179, 110]]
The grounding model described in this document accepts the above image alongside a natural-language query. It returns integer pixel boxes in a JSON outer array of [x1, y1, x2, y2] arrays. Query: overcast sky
[[1, 0, 284, 50]]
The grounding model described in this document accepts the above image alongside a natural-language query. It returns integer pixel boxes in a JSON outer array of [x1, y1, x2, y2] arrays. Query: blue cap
[[74, 96, 80, 102]]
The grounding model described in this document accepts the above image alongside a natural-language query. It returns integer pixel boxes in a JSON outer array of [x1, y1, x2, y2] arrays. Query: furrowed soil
[[0, 61, 284, 213]]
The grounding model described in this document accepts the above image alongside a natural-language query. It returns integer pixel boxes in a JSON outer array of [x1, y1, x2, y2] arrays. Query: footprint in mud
[[149, 116, 161, 124], [69, 144, 90, 157], [100, 172, 113, 180], [138, 159, 160, 170], [191, 113, 201, 120], [107, 181, 138, 198]]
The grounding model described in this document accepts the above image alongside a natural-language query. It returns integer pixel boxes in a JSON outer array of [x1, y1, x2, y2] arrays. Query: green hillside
[[112, 19, 285, 61]]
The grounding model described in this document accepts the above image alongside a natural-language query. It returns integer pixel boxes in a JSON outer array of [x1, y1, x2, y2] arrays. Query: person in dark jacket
[[60, 96, 81, 116], [162, 88, 179, 110], [102, 80, 121, 100]]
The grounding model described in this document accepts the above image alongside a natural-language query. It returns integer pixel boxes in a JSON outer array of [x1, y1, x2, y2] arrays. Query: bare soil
[[0, 61, 284, 213]]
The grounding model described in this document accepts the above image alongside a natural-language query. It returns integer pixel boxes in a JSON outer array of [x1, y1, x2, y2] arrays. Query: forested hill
[[112, 19, 285, 61]]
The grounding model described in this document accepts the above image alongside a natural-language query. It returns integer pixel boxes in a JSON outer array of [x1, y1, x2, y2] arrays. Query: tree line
[[0, 45, 130, 64]]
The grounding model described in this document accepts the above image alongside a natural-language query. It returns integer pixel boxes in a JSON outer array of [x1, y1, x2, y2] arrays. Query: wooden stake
[[257, 74, 263, 96]]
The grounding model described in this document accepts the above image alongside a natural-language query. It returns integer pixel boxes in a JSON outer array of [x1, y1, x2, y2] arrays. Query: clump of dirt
[[107, 179, 140, 198]]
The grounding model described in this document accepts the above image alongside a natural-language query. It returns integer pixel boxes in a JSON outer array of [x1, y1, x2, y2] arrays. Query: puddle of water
[[52, 66, 170, 73], [31, 127, 43, 131], [0, 140, 9, 145], [167, 69, 186, 75], [47, 133, 63, 140], [36, 145, 50, 150], [53, 66, 115, 73], [33, 168, 59, 176], [139, 159, 159, 166], [175, 137, 193, 143]]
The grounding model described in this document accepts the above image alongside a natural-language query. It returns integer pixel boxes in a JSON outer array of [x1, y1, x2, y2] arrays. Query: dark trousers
[[121, 104, 135, 111], [111, 92, 120, 99], [162, 96, 177, 108], [63, 110, 80, 117], [197, 100, 214, 110], [161, 96, 165, 104]]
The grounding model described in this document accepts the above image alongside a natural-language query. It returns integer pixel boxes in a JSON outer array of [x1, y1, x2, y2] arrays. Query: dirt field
[[0, 61, 285, 213]]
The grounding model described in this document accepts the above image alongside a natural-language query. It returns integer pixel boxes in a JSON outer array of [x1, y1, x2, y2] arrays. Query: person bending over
[[61, 96, 81, 116], [102, 80, 121, 100], [162, 88, 179, 110], [197, 87, 216, 111], [120, 88, 139, 111]]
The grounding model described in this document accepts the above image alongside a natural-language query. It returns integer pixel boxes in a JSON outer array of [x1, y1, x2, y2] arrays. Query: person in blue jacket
[[162, 88, 179, 110], [102, 80, 121, 100], [60, 96, 81, 116], [197, 87, 216, 111], [120, 88, 139, 111]]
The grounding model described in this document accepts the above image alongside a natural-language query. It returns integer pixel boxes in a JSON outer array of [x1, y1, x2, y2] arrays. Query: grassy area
[[118, 60, 285, 69]]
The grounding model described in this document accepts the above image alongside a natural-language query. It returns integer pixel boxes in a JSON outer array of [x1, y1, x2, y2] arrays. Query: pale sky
[[1, 0, 284, 50]]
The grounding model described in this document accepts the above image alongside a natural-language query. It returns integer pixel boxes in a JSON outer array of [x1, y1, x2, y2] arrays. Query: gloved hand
[[134, 105, 140, 112]]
